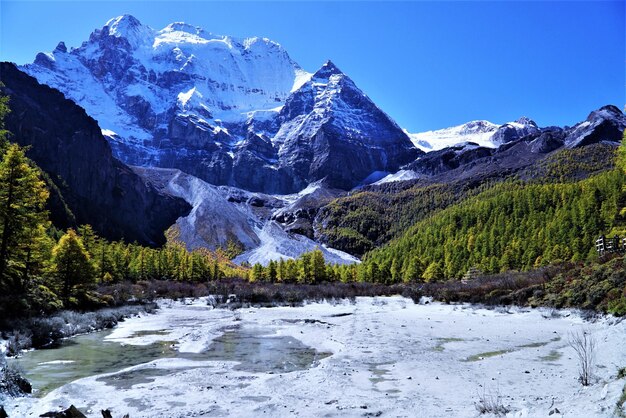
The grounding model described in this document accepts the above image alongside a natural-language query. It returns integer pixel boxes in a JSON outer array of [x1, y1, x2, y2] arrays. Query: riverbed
[[5, 297, 626, 417]]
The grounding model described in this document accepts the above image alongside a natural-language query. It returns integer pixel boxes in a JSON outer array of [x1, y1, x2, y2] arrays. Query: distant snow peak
[[408, 120, 500, 152], [104, 14, 142, 33], [103, 14, 154, 47], [162, 22, 202, 36], [459, 120, 498, 135], [514, 116, 537, 127], [408, 117, 542, 152]]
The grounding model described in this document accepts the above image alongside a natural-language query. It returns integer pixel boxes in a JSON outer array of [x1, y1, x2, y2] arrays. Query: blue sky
[[1, 1, 624, 132]]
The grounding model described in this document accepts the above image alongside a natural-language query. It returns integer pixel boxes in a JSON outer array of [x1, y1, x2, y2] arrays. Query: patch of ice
[[374, 169, 420, 185], [37, 360, 76, 366]]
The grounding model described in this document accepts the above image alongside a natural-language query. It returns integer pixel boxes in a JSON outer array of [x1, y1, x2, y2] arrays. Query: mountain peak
[[514, 116, 537, 127], [587, 104, 623, 122], [102, 15, 153, 47], [54, 41, 67, 54], [104, 14, 143, 34], [162, 22, 201, 35], [461, 120, 498, 133], [313, 60, 343, 79]]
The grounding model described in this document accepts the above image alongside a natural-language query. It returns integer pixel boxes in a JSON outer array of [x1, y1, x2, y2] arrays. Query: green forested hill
[[361, 168, 625, 281], [317, 144, 617, 257], [316, 182, 491, 256]]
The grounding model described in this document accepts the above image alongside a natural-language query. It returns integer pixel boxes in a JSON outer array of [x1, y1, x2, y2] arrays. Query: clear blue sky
[[1, 1, 624, 132]]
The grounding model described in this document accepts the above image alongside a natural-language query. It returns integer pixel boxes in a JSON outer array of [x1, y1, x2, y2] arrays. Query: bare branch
[[568, 329, 596, 386]]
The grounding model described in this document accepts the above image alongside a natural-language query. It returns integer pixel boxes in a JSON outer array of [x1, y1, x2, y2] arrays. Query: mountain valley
[[8, 15, 625, 266]]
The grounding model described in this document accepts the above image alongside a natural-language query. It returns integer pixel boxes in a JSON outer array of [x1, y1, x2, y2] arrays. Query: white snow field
[[7, 297, 626, 417]]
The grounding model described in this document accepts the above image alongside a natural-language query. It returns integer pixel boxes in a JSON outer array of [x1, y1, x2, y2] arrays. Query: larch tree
[[0, 143, 50, 293], [311, 248, 326, 283], [51, 229, 95, 302]]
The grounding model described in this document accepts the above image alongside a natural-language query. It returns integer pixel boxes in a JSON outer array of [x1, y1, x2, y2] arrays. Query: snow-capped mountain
[[408, 118, 540, 152], [407, 120, 499, 151], [377, 105, 626, 185], [22, 15, 418, 194], [272, 60, 419, 190]]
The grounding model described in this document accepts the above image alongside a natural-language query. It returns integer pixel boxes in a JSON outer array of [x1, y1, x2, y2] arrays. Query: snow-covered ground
[[6, 298, 626, 417]]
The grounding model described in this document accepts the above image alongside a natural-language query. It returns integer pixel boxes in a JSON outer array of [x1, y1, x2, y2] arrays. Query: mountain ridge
[[22, 15, 418, 194]]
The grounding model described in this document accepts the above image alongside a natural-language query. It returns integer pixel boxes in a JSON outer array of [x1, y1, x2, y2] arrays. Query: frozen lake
[[6, 297, 626, 417]]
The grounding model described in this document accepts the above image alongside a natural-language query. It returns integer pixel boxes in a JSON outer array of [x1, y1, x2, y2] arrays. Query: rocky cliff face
[[564, 105, 626, 148], [0, 62, 190, 246], [22, 15, 419, 193]]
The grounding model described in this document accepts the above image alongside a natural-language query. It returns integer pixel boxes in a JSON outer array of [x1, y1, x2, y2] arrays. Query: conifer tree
[[298, 252, 313, 284], [0, 144, 49, 293], [422, 261, 444, 282], [250, 263, 264, 282], [51, 229, 95, 302], [311, 248, 326, 283], [267, 260, 277, 282]]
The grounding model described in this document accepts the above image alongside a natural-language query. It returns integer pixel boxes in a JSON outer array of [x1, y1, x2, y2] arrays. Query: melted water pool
[[205, 327, 330, 373], [12, 326, 329, 396], [11, 330, 176, 395]]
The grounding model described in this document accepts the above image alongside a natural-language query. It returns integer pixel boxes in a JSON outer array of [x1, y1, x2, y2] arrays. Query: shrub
[[4, 331, 32, 357], [0, 352, 31, 396], [569, 329, 596, 386], [475, 385, 509, 416]]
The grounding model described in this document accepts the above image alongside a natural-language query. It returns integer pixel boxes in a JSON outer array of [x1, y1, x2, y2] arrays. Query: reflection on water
[[12, 326, 330, 396], [205, 327, 330, 373], [11, 331, 176, 396]]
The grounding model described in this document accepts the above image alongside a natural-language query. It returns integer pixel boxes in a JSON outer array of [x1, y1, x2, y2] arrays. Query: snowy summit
[[23, 15, 417, 194]]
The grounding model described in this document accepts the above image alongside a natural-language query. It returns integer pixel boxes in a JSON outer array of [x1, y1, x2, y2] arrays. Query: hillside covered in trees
[[316, 143, 617, 257], [0, 97, 244, 321], [361, 169, 624, 280]]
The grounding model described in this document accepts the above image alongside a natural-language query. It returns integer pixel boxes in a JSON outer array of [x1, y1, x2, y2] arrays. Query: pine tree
[[250, 263, 264, 282], [77, 224, 97, 257], [267, 260, 277, 282], [311, 249, 326, 283], [390, 258, 401, 283], [51, 229, 95, 302], [212, 258, 221, 281], [298, 253, 313, 284], [21, 224, 54, 291], [278, 258, 286, 282], [0, 91, 10, 152], [422, 261, 443, 282], [402, 258, 423, 283], [0, 144, 50, 293]]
